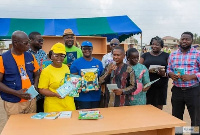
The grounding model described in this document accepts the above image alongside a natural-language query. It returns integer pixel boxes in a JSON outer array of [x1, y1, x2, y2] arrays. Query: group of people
[[0, 30, 199, 129], [163, 47, 172, 54]]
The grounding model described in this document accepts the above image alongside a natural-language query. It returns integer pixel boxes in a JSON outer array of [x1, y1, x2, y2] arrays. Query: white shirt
[[101, 52, 127, 68]]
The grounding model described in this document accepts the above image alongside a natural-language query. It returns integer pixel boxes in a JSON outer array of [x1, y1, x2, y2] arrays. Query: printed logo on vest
[[26, 61, 34, 64], [19, 65, 29, 80]]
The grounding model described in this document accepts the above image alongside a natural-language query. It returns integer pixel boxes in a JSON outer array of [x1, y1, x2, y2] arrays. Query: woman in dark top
[[139, 36, 169, 110]]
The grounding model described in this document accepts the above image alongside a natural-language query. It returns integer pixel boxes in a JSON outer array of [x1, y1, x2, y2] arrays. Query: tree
[[129, 36, 138, 44], [197, 36, 200, 44], [193, 33, 200, 44], [133, 38, 138, 44], [193, 33, 198, 44], [0, 41, 6, 49]]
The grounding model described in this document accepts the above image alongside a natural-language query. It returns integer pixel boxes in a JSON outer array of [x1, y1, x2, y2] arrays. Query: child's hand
[[113, 89, 123, 95], [142, 85, 150, 92], [108, 63, 117, 74]]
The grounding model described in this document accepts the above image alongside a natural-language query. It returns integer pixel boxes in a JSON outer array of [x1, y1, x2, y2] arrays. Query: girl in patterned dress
[[126, 48, 150, 105]]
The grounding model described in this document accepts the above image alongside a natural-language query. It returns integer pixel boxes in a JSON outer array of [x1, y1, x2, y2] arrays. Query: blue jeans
[[171, 85, 200, 127], [75, 100, 100, 110]]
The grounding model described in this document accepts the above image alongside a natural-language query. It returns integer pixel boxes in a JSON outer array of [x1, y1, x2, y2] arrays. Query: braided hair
[[150, 36, 164, 48]]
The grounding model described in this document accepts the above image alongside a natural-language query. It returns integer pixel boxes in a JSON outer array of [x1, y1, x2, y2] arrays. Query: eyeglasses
[[82, 47, 92, 51], [53, 54, 66, 58], [36, 39, 44, 43], [110, 43, 119, 46]]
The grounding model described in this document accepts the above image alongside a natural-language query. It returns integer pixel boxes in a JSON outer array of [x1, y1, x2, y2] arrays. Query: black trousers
[[36, 98, 44, 113], [171, 85, 200, 127], [75, 100, 100, 110]]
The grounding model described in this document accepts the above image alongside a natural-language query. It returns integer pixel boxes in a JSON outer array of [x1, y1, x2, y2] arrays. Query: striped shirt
[[167, 47, 200, 87], [28, 49, 47, 100], [28, 49, 47, 70]]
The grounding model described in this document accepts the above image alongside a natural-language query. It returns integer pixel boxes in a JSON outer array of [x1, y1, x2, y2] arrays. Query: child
[[41, 50, 53, 71], [126, 48, 150, 105]]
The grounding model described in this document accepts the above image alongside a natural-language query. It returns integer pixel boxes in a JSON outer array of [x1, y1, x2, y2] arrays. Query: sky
[[0, 0, 200, 45]]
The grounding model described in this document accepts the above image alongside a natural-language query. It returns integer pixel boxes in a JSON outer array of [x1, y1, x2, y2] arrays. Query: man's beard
[[180, 44, 191, 50], [34, 45, 42, 50], [65, 43, 73, 48]]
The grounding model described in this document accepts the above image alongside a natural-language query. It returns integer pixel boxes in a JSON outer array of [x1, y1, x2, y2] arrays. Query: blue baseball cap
[[81, 41, 93, 47]]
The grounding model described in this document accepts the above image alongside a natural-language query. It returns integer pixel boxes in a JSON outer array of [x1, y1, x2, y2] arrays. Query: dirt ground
[[0, 79, 190, 133]]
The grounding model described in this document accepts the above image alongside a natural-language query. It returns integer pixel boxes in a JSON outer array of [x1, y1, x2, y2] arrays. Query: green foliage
[[133, 38, 138, 44], [0, 41, 6, 49], [193, 33, 200, 44]]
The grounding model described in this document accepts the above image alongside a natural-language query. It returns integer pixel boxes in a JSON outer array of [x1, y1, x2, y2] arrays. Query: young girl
[[126, 48, 150, 105]]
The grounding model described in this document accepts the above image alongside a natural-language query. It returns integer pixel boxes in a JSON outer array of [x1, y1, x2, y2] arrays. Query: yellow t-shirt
[[0, 54, 39, 102], [38, 64, 75, 112]]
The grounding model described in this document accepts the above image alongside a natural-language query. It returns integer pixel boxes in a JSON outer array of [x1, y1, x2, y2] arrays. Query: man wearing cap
[[28, 31, 47, 113], [63, 29, 83, 68], [102, 38, 126, 68], [0, 31, 40, 117], [70, 41, 104, 109], [38, 42, 76, 112]]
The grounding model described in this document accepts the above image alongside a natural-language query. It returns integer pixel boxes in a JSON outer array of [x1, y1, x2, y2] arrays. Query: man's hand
[[181, 74, 196, 82], [113, 89, 123, 95], [168, 72, 179, 81], [16, 89, 31, 100]]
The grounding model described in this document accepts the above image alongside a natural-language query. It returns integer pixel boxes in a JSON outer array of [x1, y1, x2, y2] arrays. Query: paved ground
[[0, 98, 7, 133], [0, 79, 190, 133]]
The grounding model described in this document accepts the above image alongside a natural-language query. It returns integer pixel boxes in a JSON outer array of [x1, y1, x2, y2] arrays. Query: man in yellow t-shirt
[[38, 43, 75, 112], [0, 31, 39, 117]]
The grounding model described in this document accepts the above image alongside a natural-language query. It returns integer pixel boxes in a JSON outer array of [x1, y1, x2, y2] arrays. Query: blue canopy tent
[[0, 15, 142, 42]]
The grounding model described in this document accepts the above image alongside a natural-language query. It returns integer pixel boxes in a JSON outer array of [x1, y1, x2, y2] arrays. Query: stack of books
[[31, 111, 72, 120], [78, 110, 100, 120]]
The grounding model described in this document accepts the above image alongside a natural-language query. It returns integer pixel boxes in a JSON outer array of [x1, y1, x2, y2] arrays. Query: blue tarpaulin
[[0, 15, 142, 41]]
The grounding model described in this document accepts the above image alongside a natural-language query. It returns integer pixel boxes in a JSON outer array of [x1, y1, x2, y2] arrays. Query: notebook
[[25, 85, 39, 100]]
